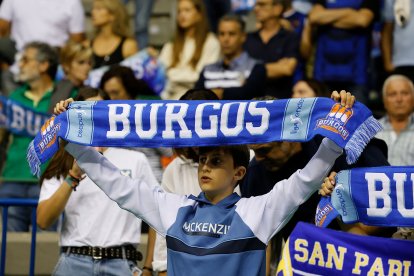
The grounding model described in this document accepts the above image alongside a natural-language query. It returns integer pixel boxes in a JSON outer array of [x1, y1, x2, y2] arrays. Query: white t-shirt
[[39, 148, 159, 247], [0, 0, 85, 50]]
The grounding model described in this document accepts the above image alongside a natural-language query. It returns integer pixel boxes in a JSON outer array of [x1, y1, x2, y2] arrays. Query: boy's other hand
[[319, 171, 337, 196], [330, 90, 356, 108], [54, 98, 74, 115]]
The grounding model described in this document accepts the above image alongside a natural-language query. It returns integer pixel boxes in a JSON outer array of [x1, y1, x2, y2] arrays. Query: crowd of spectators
[[0, 0, 413, 275]]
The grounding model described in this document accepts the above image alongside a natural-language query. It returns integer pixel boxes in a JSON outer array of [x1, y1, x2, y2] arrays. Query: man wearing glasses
[[0, 42, 59, 231]]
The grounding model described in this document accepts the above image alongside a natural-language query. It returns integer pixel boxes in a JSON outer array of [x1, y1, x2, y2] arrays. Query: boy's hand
[[54, 98, 74, 115], [330, 90, 356, 108], [319, 171, 337, 196]]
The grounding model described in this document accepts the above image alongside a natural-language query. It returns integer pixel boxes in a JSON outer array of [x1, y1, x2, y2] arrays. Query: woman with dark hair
[[37, 87, 157, 275], [99, 65, 171, 183], [292, 78, 330, 98], [99, 65, 155, 99], [99, 65, 172, 275], [159, 0, 220, 100]]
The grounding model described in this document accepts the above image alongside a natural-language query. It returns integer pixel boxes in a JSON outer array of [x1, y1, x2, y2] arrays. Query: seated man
[[194, 14, 266, 100]]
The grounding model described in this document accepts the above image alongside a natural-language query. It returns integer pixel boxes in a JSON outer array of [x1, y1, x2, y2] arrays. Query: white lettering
[[25, 111, 43, 136], [106, 104, 131, 138], [246, 102, 270, 135], [10, 105, 25, 131], [395, 173, 414, 217], [195, 103, 220, 138], [134, 103, 162, 139], [162, 103, 192, 139], [366, 173, 392, 217], [220, 102, 246, 136]]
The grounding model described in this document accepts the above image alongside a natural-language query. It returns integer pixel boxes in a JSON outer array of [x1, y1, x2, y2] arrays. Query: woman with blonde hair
[[159, 0, 220, 100], [91, 0, 138, 69], [60, 41, 93, 88], [48, 41, 93, 113]]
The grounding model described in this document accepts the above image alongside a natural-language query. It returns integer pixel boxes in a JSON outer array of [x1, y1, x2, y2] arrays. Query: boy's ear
[[234, 166, 246, 181]]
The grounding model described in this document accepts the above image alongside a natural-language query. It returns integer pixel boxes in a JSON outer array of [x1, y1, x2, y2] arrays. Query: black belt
[[62, 245, 142, 261]]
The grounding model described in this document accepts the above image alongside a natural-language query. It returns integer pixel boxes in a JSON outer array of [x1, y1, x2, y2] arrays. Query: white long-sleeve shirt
[[66, 138, 342, 276]]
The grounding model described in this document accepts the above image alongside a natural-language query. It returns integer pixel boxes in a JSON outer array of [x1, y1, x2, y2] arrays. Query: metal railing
[[0, 198, 38, 276]]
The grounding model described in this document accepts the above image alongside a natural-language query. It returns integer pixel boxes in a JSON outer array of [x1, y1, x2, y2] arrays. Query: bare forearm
[[0, 128, 8, 144], [381, 22, 394, 72], [0, 19, 10, 37], [143, 228, 157, 269], [309, 5, 352, 26], [265, 59, 297, 78], [69, 33, 86, 43], [332, 9, 374, 29], [37, 183, 72, 229], [300, 20, 313, 59]]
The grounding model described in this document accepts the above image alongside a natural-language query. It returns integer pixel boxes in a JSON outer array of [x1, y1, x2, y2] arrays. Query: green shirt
[[1, 85, 77, 183]]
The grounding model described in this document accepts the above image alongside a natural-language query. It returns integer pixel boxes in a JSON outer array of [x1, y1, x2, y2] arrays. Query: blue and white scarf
[[277, 222, 414, 275], [316, 166, 414, 227], [0, 96, 50, 137], [27, 98, 382, 176]]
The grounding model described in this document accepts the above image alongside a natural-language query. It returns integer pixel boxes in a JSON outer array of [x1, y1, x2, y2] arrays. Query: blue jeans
[[123, 0, 154, 48], [125, 0, 155, 49], [53, 253, 141, 276], [0, 182, 39, 232]]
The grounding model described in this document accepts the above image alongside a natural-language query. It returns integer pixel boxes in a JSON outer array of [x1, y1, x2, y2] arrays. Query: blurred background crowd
[[0, 0, 413, 275]]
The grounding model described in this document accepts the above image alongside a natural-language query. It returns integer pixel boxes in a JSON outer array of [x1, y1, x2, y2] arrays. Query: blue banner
[[316, 166, 414, 227], [277, 222, 414, 275], [85, 50, 166, 95], [0, 96, 50, 137], [27, 98, 382, 177], [232, 0, 255, 11]]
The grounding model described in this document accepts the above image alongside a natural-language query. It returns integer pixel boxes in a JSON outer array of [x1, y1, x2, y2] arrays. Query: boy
[[63, 136, 342, 275]]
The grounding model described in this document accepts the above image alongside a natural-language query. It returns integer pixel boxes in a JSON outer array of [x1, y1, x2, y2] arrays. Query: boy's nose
[[200, 163, 211, 172]]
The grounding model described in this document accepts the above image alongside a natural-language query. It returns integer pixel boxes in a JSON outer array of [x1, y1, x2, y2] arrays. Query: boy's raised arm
[[238, 138, 342, 243], [65, 143, 187, 236]]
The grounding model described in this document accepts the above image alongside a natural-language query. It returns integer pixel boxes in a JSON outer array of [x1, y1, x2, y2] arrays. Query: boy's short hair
[[198, 145, 250, 169], [179, 88, 219, 101]]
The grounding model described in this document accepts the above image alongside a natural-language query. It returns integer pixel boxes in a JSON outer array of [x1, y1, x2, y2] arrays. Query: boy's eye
[[211, 157, 221, 166], [199, 156, 207, 164]]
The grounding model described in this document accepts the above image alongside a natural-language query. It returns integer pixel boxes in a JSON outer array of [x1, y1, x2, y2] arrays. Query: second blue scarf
[[316, 166, 414, 227]]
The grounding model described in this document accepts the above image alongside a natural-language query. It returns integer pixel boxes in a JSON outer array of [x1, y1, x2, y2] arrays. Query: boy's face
[[198, 149, 245, 201]]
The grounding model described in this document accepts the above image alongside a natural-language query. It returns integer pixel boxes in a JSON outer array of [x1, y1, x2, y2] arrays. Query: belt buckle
[[92, 247, 103, 260]]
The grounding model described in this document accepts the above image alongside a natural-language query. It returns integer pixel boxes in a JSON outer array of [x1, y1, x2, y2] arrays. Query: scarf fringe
[[27, 140, 41, 178], [345, 115, 383, 164]]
